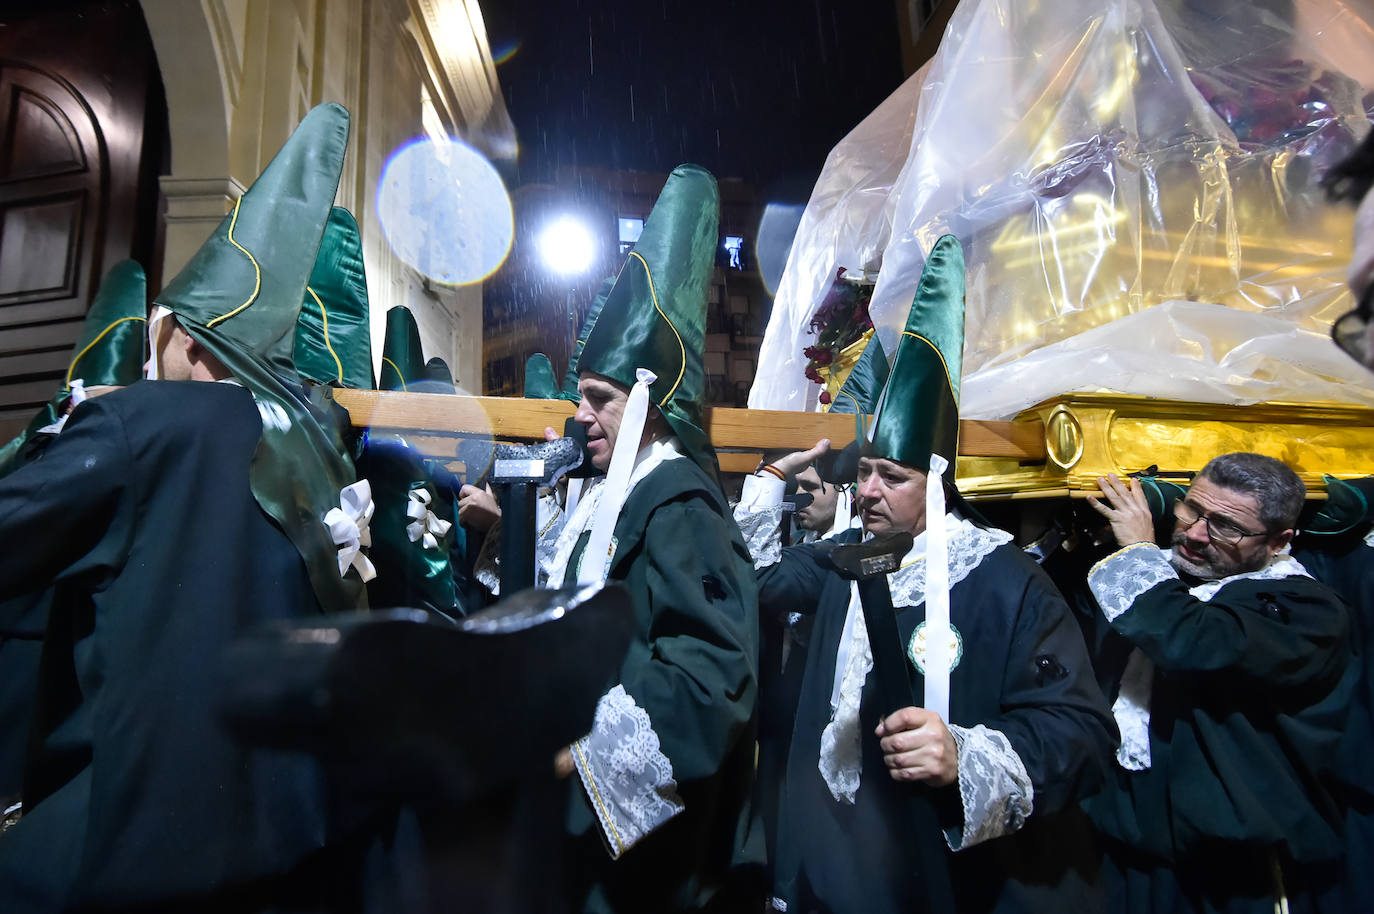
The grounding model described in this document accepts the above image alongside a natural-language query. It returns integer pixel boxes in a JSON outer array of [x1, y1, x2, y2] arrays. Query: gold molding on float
[[958, 394, 1374, 500], [332, 390, 1374, 500]]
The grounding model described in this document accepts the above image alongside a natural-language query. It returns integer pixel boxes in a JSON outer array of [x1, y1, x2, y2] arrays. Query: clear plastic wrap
[[750, 0, 1374, 418]]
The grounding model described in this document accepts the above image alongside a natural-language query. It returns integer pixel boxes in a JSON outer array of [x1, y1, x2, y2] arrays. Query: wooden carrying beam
[[333, 390, 1047, 464]]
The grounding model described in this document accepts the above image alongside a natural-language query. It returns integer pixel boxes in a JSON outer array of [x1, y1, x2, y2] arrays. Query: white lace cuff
[[572, 684, 685, 859], [733, 474, 785, 569], [1087, 543, 1177, 622], [944, 724, 1033, 851]]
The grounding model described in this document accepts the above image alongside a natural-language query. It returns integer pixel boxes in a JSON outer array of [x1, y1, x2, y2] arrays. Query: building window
[[618, 217, 644, 254], [723, 235, 744, 269]]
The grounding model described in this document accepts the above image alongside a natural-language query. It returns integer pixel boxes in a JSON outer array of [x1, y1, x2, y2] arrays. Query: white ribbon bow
[[406, 487, 452, 550], [38, 379, 87, 436], [324, 479, 377, 582]]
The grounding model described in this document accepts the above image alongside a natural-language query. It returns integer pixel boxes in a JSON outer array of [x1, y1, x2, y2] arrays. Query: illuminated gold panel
[[959, 393, 1374, 500]]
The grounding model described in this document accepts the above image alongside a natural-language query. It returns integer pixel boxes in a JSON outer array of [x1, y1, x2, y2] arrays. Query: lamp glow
[[538, 217, 597, 275]]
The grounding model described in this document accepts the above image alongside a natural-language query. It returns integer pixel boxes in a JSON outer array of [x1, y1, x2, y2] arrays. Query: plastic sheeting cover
[[750, 0, 1374, 418]]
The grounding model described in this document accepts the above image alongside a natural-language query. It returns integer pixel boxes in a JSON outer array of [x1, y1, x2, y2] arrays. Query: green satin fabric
[[524, 353, 561, 399], [423, 357, 455, 392], [359, 434, 459, 614], [69, 316, 146, 388], [828, 330, 889, 443], [68, 258, 148, 388], [295, 207, 374, 390], [576, 164, 720, 478], [1138, 476, 1188, 523], [379, 306, 426, 392], [562, 276, 616, 401], [0, 259, 146, 478], [578, 165, 715, 409], [1304, 475, 1374, 536], [157, 104, 350, 377], [187, 318, 365, 611], [158, 104, 365, 612], [869, 235, 965, 475]]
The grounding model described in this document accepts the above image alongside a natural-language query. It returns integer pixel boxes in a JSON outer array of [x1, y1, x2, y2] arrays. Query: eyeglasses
[[1172, 500, 1268, 546]]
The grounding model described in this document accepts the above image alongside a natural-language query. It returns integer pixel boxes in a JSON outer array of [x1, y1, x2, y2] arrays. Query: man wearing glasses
[[1083, 453, 1355, 913]]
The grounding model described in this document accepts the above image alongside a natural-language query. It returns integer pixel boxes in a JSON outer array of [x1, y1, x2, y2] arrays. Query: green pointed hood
[[0, 259, 147, 477], [575, 164, 719, 476], [355, 434, 460, 617], [524, 353, 561, 399], [423, 357, 456, 393], [360, 309, 460, 611], [296, 207, 374, 389], [379, 306, 426, 392], [521, 276, 616, 407], [1303, 475, 1374, 536], [828, 332, 888, 416], [867, 235, 964, 478], [152, 102, 364, 611], [562, 275, 616, 400]]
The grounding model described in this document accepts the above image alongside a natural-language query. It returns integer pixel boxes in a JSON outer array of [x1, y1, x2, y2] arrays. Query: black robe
[[0, 382, 338, 912], [760, 529, 1116, 914], [559, 456, 764, 913], [1084, 546, 1356, 914], [0, 432, 58, 799], [1293, 534, 1374, 911]]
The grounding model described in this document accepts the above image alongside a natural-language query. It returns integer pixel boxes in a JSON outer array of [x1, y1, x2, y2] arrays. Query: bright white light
[[537, 217, 597, 275]]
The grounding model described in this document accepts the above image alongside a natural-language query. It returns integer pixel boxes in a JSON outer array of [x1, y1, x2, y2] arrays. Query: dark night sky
[[482, 0, 908, 198]]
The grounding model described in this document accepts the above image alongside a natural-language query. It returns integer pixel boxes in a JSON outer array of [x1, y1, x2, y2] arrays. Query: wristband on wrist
[[758, 464, 786, 481]]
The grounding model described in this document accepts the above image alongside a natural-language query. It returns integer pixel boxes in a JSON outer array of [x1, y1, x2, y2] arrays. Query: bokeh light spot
[[756, 202, 807, 296], [377, 137, 514, 285]]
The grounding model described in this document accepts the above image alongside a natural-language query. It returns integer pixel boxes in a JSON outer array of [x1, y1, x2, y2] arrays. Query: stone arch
[[139, 0, 241, 276]]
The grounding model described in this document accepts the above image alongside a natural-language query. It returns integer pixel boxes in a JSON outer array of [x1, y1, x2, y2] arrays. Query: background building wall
[[141, 0, 510, 389]]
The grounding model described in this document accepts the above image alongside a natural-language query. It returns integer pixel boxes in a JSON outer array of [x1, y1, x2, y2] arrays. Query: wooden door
[[0, 0, 166, 441]]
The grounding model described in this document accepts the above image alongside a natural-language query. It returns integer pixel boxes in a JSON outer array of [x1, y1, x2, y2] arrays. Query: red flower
[[819, 391, 832, 405]]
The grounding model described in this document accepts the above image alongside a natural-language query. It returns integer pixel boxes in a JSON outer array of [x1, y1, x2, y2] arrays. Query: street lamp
[[537, 216, 597, 276]]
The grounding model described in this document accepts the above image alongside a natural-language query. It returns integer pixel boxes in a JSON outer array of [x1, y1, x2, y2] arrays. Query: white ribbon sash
[[144, 305, 174, 380], [405, 487, 452, 550], [923, 453, 951, 722], [577, 368, 656, 586], [324, 479, 377, 582]]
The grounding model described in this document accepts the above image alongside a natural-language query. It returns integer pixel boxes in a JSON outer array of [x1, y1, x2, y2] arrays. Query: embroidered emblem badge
[[907, 621, 963, 674]]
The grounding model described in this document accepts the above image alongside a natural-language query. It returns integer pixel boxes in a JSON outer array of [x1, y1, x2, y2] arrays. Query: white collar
[[543, 436, 683, 584], [1184, 551, 1312, 602]]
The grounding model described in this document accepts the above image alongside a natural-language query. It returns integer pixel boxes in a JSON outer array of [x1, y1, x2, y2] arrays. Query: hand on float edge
[[1086, 473, 1155, 546], [767, 438, 832, 480]]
